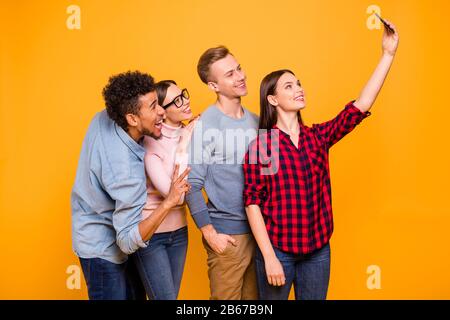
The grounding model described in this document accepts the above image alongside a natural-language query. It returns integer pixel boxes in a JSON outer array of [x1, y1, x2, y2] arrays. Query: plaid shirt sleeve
[[243, 140, 267, 207], [312, 100, 371, 149]]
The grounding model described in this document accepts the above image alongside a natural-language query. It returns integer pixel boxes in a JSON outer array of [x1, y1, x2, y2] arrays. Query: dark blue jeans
[[132, 226, 188, 300], [79, 256, 146, 300], [255, 243, 331, 300]]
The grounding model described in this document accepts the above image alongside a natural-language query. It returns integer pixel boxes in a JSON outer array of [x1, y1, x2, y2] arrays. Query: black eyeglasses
[[162, 88, 190, 109]]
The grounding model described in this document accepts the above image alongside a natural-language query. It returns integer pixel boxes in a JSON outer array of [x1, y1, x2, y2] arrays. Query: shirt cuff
[[191, 208, 211, 229], [345, 100, 372, 117], [244, 194, 263, 207], [130, 224, 148, 249]]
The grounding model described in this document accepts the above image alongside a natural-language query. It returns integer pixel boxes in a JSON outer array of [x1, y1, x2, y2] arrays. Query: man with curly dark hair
[[71, 71, 191, 300]]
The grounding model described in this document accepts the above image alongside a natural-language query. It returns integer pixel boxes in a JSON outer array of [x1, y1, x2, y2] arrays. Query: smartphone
[[375, 13, 395, 34]]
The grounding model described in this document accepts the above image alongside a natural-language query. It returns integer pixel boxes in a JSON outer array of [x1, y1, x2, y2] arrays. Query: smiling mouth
[[294, 95, 305, 101], [236, 82, 246, 89], [155, 119, 163, 128], [182, 106, 192, 114]]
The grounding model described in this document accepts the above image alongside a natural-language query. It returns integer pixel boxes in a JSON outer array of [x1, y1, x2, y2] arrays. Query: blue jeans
[[255, 243, 331, 300], [79, 256, 146, 300], [132, 226, 188, 300]]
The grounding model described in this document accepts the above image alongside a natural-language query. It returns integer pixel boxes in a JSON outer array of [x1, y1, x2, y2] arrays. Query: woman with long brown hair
[[243, 20, 399, 299], [133, 80, 199, 300]]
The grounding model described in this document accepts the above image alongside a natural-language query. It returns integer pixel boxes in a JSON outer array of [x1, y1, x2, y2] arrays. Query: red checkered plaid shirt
[[243, 101, 371, 254]]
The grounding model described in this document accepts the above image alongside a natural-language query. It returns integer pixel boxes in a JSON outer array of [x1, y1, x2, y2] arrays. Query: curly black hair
[[102, 71, 155, 131]]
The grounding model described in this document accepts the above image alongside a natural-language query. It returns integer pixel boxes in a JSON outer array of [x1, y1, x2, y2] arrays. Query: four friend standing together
[[71, 19, 399, 300]]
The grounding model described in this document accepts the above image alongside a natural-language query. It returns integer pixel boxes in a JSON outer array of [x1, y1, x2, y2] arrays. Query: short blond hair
[[197, 46, 232, 84]]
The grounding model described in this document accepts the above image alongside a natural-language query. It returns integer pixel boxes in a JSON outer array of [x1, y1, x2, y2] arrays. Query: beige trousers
[[202, 233, 258, 300]]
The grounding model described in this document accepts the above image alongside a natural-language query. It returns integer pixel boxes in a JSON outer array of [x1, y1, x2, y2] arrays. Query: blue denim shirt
[[71, 110, 148, 264]]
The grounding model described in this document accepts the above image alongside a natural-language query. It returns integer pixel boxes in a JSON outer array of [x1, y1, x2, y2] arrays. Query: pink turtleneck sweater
[[142, 122, 188, 233]]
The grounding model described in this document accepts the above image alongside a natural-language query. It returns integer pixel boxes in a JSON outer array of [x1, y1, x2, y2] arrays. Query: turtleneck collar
[[161, 122, 183, 139]]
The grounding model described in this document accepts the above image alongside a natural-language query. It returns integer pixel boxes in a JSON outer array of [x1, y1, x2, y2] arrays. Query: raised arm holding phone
[[244, 18, 399, 300]]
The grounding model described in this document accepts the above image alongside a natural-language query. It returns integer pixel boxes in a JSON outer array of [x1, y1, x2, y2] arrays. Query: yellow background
[[1, 0, 449, 299]]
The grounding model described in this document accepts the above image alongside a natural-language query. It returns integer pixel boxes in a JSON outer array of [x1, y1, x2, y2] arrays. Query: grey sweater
[[186, 105, 259, 234]]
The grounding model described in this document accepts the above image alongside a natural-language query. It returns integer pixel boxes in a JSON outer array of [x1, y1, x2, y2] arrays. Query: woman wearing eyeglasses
[[132, 80, 199, 300]]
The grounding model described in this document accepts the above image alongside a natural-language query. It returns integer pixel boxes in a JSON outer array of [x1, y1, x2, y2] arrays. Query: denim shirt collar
[[114, 123, 146, 161]]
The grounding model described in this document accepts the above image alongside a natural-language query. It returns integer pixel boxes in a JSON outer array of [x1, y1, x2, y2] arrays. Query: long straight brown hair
[[259, 69, 303, 130]]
